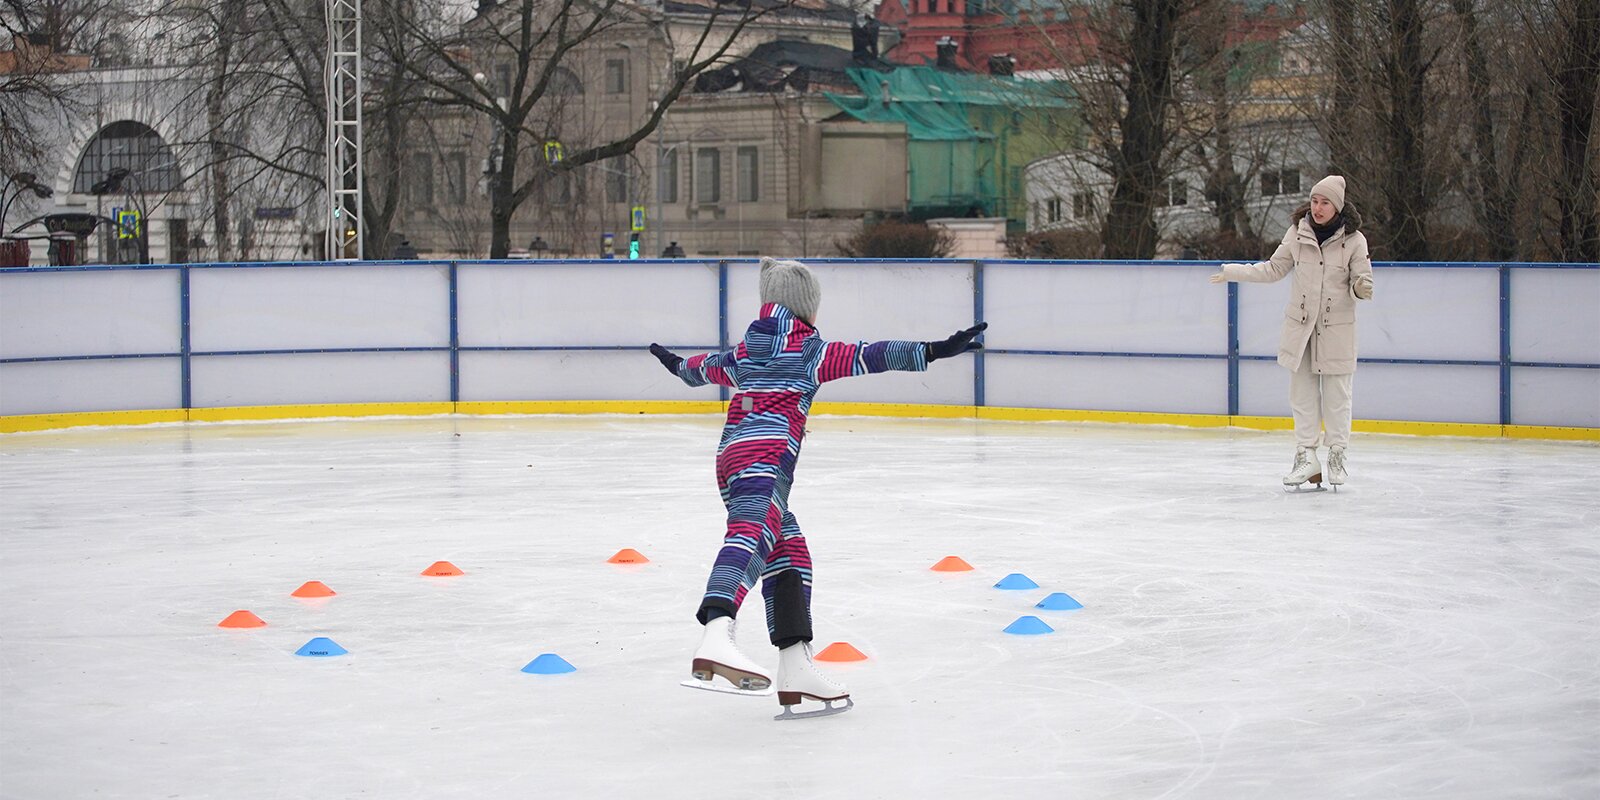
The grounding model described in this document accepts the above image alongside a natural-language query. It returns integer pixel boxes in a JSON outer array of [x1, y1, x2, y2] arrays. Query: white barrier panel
[[987, 354, 1227, 414], [1511, 269, 1600, 364], [190, 352, 450, 407], [190, 265, 450, 352], [1, 260, 1596, 429], [1237, 267, 1501, 362], [1513, 368, 1600, 428], [1356, 268, 1499, 361], [461, 351, 712, 402], [0, 269, 179, 359], [1346, 362, 1501, 424], [985, 262, 1227, 354], [458, 262, 720, 349], [724, 260, 977, 405], [1239, 359, 1501, 424], [0, 358, 182, 415]]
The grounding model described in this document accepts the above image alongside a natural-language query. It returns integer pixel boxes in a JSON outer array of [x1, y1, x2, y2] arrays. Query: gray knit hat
[[759, 257, 821, 324]]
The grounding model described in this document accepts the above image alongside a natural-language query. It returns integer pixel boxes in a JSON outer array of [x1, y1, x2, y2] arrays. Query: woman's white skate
[[1283, 447, 1327, 493]]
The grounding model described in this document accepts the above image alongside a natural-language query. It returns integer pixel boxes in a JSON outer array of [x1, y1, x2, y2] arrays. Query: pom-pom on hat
[[759, 257, 821, 324], [1310, 175, 1346, 212]]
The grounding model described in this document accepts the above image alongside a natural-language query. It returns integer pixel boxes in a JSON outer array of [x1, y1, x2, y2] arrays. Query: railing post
[[973, 259, 986, 409], [718, 260, 729, 403], [180, 264, 192, 410], [1499, 263, 1511, 426], [1227, 281, 1239, 417], [449, 261, 460, 404]]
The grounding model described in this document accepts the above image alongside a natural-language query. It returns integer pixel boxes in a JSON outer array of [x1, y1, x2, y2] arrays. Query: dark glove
[[925, 322, 987, 362], [649, 343, 683, 374]]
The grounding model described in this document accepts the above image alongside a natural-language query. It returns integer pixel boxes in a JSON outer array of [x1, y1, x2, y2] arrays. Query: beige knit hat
[[1310, 175, 1346, 212], [759, 257, 821, 324]]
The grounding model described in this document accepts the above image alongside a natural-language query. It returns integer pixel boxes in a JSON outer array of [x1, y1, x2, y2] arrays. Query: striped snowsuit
[[672, 303, 928, 645]]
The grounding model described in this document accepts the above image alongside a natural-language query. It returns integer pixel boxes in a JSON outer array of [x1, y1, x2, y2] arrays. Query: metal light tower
[[325, 0, 364, 260]]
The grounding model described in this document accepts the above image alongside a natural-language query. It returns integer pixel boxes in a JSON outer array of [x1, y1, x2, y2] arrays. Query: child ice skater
[[649, 257, 985, 720]]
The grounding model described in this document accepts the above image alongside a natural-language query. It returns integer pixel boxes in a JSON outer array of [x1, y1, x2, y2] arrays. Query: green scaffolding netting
[[825, 67, 1073, 217]]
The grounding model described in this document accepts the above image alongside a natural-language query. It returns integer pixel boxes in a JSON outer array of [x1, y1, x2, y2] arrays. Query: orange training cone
[[607, 548, 649, 564], [218, 610, 267, 628], [421, 560, 464, 576], [291, 580, 336, 598], [814, 642, 868, 662], [931, 556, 974, 572]]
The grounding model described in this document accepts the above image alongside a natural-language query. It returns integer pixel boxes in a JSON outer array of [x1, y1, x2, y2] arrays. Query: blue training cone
[[1003, 616, 1055, 635], [994, 573, 1040, 590], [521, 653, 576, 675], [1036, 592, 1084, 611], [295, 637, 348, 657]]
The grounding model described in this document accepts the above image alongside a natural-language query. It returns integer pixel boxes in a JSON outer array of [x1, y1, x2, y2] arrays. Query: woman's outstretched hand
[[926, 322, 988, 362]]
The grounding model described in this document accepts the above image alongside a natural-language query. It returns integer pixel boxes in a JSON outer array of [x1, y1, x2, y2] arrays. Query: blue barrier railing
[[2, 258, 1595, 426]]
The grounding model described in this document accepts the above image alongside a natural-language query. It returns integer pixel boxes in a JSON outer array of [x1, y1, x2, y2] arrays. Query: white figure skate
[[681, 616, 773, 697], [1283, 446, 1325, 492], [1325, 445, 1347, 491], [773, 642, 853, 721]]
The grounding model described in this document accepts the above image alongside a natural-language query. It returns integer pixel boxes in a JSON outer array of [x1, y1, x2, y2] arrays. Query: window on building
[[496, 65, 514, 99], [736, 146, 758, 203], [1260, 168, 1301, 197], [695, 148, 721, 204], [1072, 191, 1095, 219], [659, 148, 679, 203], [409, 153, 434, 206], [72, 120, 183, 194], [546, 170, 573, 204], [606, 156, 630, 204], [1156, 179, 1188, 207], [550, 67, 583, 96], [1047, 196, 1063, 223], [446, 153, 467, 203], [605, 59, 627, 94]]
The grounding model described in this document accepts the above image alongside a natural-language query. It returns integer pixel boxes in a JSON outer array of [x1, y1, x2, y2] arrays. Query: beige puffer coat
[[1223, 202, 1375, 374]]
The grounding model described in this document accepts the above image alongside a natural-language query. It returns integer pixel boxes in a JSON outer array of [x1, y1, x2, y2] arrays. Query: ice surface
[[1, 415, 1596, 799]]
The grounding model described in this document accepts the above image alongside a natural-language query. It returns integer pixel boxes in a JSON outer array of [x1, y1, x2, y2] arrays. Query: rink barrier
[[0, 400, 1594, 440], [2, 258, 1596, 439]]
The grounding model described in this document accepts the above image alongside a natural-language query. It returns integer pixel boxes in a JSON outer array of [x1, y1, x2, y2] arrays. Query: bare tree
[[1532, 0, 1600, 262], [1028, 0, 1216, 259], [1446, 0, 1529, 260], [0, 0, 115, 176], [386, 0, 790, 258]]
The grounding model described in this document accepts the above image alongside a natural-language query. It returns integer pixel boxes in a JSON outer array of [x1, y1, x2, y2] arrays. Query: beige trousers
[[1289, 341, 1353, 449]]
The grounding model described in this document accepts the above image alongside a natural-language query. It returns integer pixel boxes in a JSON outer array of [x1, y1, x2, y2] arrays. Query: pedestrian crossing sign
[[630, 206, 646, 232], [116, 209, 141, 239]]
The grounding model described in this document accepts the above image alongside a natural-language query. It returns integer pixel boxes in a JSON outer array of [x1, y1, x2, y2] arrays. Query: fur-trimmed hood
[[1291, 201, 1363, 234]]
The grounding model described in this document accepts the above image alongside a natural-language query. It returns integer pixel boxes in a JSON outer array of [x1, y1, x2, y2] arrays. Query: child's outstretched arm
[[649, 343, 738, 388], [925, 322, 987, 362], [814, 322, 986, 383]]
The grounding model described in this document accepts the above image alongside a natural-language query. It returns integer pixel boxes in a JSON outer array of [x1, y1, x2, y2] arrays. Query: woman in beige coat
[[1210, 175, 1375, 489]]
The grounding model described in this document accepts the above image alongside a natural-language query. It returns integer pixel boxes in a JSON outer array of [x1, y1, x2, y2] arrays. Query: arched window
[[72, 121, 182, 194], [550, 66, 583, 95]]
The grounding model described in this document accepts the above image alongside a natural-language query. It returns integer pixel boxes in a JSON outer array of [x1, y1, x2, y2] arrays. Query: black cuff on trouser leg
[[696, 599, 738, 625], [767, 569, 812, 647]]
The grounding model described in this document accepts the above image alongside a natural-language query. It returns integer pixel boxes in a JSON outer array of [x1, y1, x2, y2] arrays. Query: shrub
[[835, 220, 956, 258]]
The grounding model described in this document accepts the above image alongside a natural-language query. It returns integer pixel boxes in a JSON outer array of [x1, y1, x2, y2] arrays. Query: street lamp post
[[0, 172, 55, 238]]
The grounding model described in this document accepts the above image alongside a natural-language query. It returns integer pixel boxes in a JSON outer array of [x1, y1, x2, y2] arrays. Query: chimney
[[987, 53, 1015, 76], [935, 36, 958, 70]]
